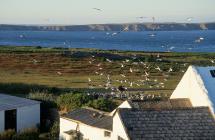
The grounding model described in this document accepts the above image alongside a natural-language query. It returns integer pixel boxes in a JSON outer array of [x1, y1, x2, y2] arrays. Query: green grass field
[[0, 46, 215, 96]]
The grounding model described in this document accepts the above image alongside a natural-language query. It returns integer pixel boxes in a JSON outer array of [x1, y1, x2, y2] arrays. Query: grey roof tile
[[61, 107, 112, 131], [118, 107, 215, 140], [128, 98, 192, 110]]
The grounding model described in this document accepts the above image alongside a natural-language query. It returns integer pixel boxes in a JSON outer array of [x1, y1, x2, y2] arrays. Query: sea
[[0, 30, 215, 52]]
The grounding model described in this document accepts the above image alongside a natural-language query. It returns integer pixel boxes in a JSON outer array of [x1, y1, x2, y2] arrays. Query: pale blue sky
[[0, 0, 214, 25]]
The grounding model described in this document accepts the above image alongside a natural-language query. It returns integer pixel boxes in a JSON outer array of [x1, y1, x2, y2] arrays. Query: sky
[[0, 0, 214, 25]]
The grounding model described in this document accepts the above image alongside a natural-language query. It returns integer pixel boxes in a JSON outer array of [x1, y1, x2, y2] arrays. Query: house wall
[[117, 101, 131, 109], [110, 101, 132, 116], [59, 118, 77, 140], [170, 66, 191, 99], [171, 66, 214, 113], [112, 112, 129, 140], [78, 123, 111, 140], [17, 104, 40, 132], [60, 118, 112, 140], [0, 111, 4, 132]]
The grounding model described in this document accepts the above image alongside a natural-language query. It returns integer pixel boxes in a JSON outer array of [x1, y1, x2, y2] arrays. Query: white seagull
[[129, 68, 133, 73], [168, 68, 173, 72], [186, 17, 193, 22], [155, 66, 162, 72], [93, 8, 102, 11], [121, 63, 124, 68]]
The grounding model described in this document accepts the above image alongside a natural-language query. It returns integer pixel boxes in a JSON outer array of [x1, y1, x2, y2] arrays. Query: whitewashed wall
[[170, 66, 192, 99], [110, 101, 131, 116], [171, 66, 214, 113], [0, 111, 4, 132], [60, 100, 132, 140], [17, 104, 40, 131], [60, 118, 112, 140], [112, 112, 129, 140], [78, 123, 111, 140], [59, 118, 77, 140]]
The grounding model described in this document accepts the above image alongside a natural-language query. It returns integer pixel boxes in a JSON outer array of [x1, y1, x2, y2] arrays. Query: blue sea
[[0, 30, 215, 52]]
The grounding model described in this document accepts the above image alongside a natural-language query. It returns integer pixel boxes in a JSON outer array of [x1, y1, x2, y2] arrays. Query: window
[[118, 136, 125, 140], [104, 131, 111, 137], [210, 70, 215, 78]]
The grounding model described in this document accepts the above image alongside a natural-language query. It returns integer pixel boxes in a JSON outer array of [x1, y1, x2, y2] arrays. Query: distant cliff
[[0, 23, 215, 31]]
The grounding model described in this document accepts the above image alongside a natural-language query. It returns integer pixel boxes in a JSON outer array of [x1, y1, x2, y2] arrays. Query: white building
[[60, 98, 215, 140], [60, 107, 113, 140], [59, 65, 215, 140], [171, 66, 215, 114], [0, 93, 40, 132]]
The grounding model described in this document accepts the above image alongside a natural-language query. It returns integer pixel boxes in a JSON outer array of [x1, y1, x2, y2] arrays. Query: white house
[[170, 66, 215, 114], [59, 98, 215, 140], [0, 93, 40, 132], [59, 65, 215, 140], [60, 107, 113, 140]]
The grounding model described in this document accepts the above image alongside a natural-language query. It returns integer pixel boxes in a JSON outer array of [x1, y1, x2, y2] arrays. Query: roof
[[61, 107, 112, 131], [128, 98, 192, 110], [0, 93, 40, 111], [195, 66, 215, 109], [170, 66, 215, 113], [118, 107, 215, 140]]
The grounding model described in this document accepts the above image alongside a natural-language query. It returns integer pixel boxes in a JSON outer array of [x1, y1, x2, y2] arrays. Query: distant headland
[[0, 22, 215, 31]]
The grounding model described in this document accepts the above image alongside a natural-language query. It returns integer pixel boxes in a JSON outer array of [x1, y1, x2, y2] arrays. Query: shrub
[[28, 91, 57, 108], [28, 91, 58, 133], [87, 98, 117, 112], [49, 121, 59, 140], [0, 129, 16, 140], [0, 83, 62, 95], [57, 93, 92, 111], [12, 128, 39, 140], [0, 128, 39, 140]]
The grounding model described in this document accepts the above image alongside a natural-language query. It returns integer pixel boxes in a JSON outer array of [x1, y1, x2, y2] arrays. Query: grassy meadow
[[0, 46, 215, 96]]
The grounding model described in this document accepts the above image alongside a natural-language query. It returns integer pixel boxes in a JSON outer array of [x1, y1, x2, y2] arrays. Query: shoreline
[[1, 45, 215, 54]]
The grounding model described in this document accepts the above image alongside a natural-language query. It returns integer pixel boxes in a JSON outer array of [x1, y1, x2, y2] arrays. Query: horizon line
[[1, 21, 215, 26]]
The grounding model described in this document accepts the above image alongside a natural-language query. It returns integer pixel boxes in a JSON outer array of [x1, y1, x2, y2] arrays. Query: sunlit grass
[[0, 46, 215, 96]]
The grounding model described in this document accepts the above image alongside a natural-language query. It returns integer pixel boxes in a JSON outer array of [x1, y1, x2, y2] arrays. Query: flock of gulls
[[87, 53, 180, 92], [85, 53, 215, 99]]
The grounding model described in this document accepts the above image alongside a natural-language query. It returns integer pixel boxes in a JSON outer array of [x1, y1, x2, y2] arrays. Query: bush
[[0, 128, 39, 140], [0, 83, 63, 95], [0, 129, 16, 140], [87, 98, 117, 112], [28, 91, 58, 133], [28, 91, 57, 108], [57, 93, 117, 112], [57, 93, 92, 111], [12, 128, 39, 140], [49, 121, 59, 140]]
